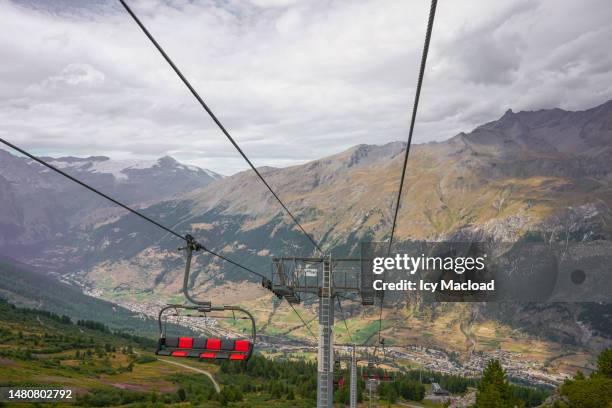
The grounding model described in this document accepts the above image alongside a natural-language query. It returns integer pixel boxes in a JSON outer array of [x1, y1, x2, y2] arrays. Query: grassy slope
[[0, 297, 200, 406], [0, 299, 321, 407]]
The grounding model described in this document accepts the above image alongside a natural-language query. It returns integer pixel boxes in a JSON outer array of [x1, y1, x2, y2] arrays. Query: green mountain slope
[[0, 256, 163, 337], [0, 298, 322, 407], [0, 298, 559, 407], [0, 297, 216, 407]]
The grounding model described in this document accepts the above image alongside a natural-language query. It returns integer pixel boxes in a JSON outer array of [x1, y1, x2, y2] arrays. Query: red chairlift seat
[[156, 336, 252, 361]]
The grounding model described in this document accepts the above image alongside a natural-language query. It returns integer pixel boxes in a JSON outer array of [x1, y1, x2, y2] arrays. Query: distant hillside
[[0, 151, 221, 269], [0, 256, 164, 337]]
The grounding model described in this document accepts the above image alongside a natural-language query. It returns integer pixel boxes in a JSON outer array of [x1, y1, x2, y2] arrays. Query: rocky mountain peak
[[157, 155, 179, 166], [344, 141, 406, 167], [459, 100, 611, 157]]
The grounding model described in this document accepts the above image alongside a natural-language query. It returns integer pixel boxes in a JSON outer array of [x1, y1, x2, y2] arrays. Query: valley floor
[[83, 282, 593, 390]]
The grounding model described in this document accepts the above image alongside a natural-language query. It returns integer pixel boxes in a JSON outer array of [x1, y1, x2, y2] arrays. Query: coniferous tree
[[557, 348, 612, 408], [474, 360, 523, 408], [597, 348, 612, 377]]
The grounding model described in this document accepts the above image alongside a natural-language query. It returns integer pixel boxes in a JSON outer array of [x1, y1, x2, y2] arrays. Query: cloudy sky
[[1, 0, 611, 174]]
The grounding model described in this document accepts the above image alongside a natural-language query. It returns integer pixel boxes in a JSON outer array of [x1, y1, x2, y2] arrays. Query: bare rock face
[[0, 175, 23, 246]]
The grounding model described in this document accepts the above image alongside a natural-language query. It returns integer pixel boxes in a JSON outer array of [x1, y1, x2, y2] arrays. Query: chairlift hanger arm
[[181, 236, 208, 307], [177, 241, 257, 343], [180, 235, 252, 303]]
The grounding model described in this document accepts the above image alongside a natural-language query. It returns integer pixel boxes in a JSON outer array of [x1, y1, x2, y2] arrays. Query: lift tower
[[334, 345, 358, 408], [317, 257, 334, 407], [350, 345, 357, 408], [270, 256, 378, 408]]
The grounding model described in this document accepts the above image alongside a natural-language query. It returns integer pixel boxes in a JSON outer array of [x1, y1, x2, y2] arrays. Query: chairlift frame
[[155, 235, 256, 361]]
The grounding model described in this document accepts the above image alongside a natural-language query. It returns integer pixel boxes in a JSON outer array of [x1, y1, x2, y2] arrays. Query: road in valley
[[157, 358, 221, 393]]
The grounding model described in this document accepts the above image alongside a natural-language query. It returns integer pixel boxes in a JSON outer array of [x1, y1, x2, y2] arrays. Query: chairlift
[[367, 338, 386, 368], [367, 358, 376, 369], [155, 235, 256, 361], [334, 359, 342, 371], [381, 372, 394, 382]]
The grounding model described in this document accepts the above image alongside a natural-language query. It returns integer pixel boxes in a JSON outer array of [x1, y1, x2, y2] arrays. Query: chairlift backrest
[[156, 335, 252, 361]]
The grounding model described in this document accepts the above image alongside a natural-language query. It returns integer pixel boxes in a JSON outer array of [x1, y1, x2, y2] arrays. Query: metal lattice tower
[[317, 257, 334, 408], [350, 344, 357, 408], [271, 256, 376, 406], [334, 344, 358, 408]]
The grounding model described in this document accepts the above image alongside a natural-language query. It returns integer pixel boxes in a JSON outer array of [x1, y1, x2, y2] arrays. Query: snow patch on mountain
[[42, 156, 221, 181], [90, 158, 158, 180]]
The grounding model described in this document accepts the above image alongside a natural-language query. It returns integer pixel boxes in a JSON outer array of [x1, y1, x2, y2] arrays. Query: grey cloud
[[437, 1, 537, 86], [1, 0, 611, 175]]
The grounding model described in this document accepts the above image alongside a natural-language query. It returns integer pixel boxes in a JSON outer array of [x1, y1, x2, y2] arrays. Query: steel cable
[[118, 0, 323, 256]]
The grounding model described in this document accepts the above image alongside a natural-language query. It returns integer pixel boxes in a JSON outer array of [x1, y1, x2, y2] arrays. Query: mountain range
[[0, 100, 611, 363], [0, 152, 221, 270]]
